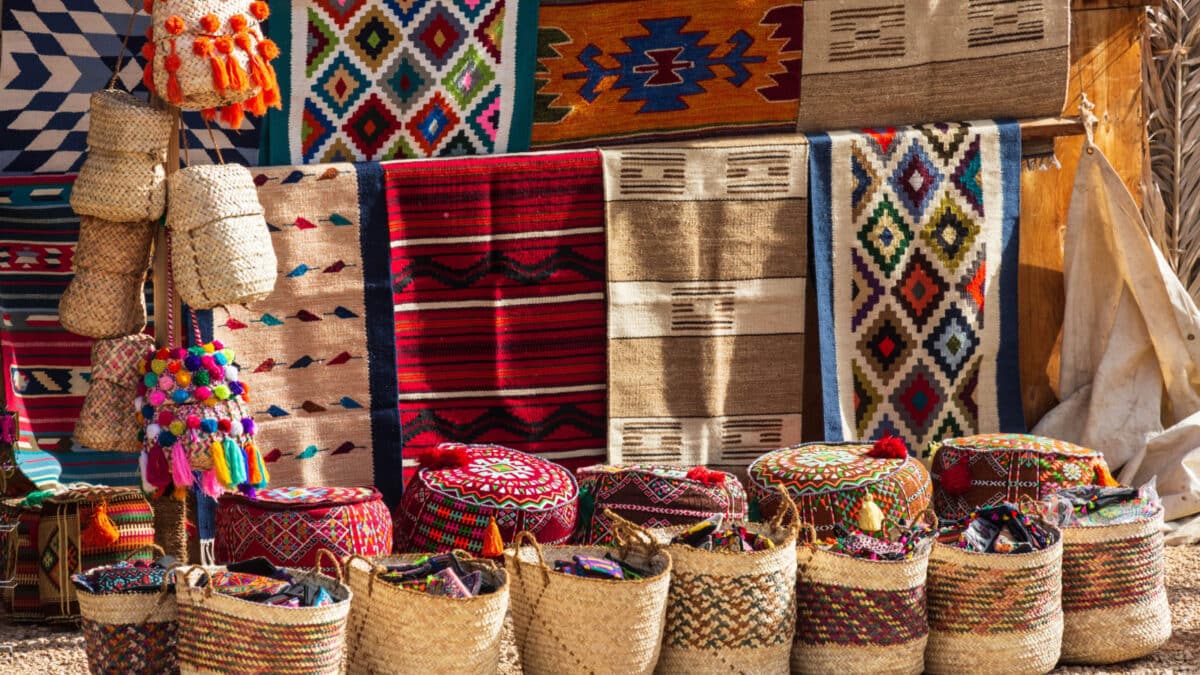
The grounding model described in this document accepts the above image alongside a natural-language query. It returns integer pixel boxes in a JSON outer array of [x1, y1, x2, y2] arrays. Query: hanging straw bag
[[344, 552, 510, 674], [647, 493, 798, 674], [59, 216, 155, 339], [792, 519, 933, 675], [924, 512, 1063, 675], [506, 526, 672, 675], [76, 545, 180, 675], [174, 551, 352, 674], [166, 163, 277, 309], [71, 90, 173, 223], [150, 494, 190, 563], [1059, 505, 1170, 664], [76, 334, 157, 452]]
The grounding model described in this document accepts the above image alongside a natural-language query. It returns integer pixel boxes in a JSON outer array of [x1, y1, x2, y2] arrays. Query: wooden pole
[[154, 107, 182, 348]]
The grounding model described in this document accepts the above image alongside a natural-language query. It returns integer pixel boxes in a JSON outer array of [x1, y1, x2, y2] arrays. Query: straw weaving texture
[[75, 334, 156, 452]]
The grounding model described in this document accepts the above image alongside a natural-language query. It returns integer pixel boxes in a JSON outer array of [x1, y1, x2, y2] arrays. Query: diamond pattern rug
[[810, 122, 1025, 450], [266, 0, 537, 164], [0, 0, 260, 174]]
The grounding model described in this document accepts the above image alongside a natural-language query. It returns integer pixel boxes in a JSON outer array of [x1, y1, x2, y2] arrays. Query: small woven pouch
[[76, 333, 157, 452]]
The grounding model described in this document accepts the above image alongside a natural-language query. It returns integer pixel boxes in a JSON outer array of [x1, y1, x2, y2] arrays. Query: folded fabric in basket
[[70, 557, 178, 594], [939, 504, 1052, 553]]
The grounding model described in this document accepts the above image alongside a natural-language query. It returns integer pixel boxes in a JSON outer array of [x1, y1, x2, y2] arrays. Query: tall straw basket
[[75, 334, 156, 452], [1059, 506, 1170, 664], [174, 551, 351, 675], [792, 524, 930, 675], [648, 497, 797, 675], [59, 216, 154, 338], [925, 523, 1063, 675], [166, 164, 277, 309], [71, 90, 172, 223], [344, 553, 510, 674], [77, 546, 179, 675], [506, 529, 672, 675]]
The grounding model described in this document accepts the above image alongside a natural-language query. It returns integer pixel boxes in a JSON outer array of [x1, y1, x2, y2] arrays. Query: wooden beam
[[1020, 116, 1086, 141]]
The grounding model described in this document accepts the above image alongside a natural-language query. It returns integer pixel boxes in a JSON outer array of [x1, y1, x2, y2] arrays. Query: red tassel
[[220, 102, 245, 129], [244, 90, 266, 116], [225, 50, 248, 92], [418, 443, 471, 470], [164, 39, 183, 105], [142, 0, 154, 14], [201, 108, 218, 122], [141, 42, 157, 93], [868, 431, 909, 459], [941, 461, 972, 496], [193, 37, 228, 95], [686, 465, 726, 486]]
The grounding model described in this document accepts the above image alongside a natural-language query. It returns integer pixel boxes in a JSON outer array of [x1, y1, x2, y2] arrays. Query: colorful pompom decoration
[[940, 460, 973, 496], [867, 432, 909, 460], [137, 341, 263, 498], [418, 443, 471, 470], [686, 465, 727, 486]]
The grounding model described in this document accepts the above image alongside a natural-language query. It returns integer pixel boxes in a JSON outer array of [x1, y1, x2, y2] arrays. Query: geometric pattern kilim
[[810, 121, 1025, 450]]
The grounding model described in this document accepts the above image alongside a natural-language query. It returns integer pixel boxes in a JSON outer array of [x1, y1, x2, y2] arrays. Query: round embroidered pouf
[[929, 434, 1118, 522], [747, 442, 932, 535], [215, 486, 393, 573], [574, 464, 747, 545], [394, 443, 579, 553]]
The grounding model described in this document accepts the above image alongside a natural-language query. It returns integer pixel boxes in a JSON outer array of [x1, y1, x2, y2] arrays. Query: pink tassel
[[200, 470, 224, 498], [171, 442, 194, 487], [145, 445, 172, 489]]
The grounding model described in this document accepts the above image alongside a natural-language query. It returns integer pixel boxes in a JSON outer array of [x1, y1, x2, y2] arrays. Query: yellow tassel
[[482, 517, 504, 558], [857, 493, 884, 532], [1095, 462, 1120, 488], [80, 500, 120, 548], [211, 441, 232, 487]]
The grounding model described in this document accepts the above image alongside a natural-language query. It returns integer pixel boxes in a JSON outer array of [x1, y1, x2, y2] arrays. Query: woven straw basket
[[344, 553, 510, 674], [925, 525, 1064, 675], [167, 164, 276, 309], [792, 525, 930, 675], [1059, 507, 1170, 664], [77, 549, 179, 675], [149, 0, 264, 110], [505, 529, 672, 675], [75, 334, 155, 452], [59, 216, 154, 338], [151, 495, 189, 563], [648, 498, 798, 675], [174, 554, 351, 675], [71, 90, 172, 223]]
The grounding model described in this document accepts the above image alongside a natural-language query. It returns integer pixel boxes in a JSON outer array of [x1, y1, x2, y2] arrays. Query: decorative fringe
[[201, 107, 218, 122], [224, 438, 247, 486], [258, 40, 282, 109], [211, 440, 232, 487], [482, 517, 504, 558], [200, 470, 223, 499], [80, 501, 121, 548], [225, 48, 248, 92], [246, 442, 269, 487], [244, 90, 266, 117], [164, 39, 183, 105], [171, 442, 194, 487], [141, 43, 157, 94], [686, 465, 726, 486], [1095, 462, 1121, 488], [220, 102, 245, 129], [146, 445, 172, 488], [193, 37, 227, 95]]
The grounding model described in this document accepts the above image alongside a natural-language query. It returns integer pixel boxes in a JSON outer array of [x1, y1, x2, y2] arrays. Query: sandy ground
[[2, 546, 1197, 674]]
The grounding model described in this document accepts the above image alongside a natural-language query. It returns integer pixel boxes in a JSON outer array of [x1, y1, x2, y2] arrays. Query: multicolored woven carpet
[[385, 152, 606, 482], [796, 0, 1069, 130], [809, 121, 1025, 449], [603, 137, 808, 469], [0, 175, 140, 484], [199, 164, 402, 506], [266, 0, 538, 164], [532, 0, 801, 148], [0, 0, 259, 173]]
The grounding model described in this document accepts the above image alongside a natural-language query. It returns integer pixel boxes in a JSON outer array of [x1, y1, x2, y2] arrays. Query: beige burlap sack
[[71, 90, 172, 223], [167, 164, 276, 309], [506, 529, 671, 675], [75, 333, 155, 452], [59, 216, 155, 339], [345, 553, 509, 674]]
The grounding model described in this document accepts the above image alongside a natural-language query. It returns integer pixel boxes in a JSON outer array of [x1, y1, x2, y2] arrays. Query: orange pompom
[[229, 14, 248, 32], [215, 35, 234, 54], [233, 31, 253, 52], [258, 39, 280, 61], [200, 13, 221, 33], [140, 42, 155, 60], [249, 1, 269, 20], [142, 0, 154, 14], [164, 15, 185, 35], [164, 53, 181, 72], [192, 36, 212, 56]]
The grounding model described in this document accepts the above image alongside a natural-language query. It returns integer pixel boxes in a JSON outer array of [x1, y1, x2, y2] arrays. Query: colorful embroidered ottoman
[[573, 464, 748, 545], [929, 433, 1119, 522], [38, 487, 156, 622], [215, 486, 393, 573], [394, 443, 579, 554], [748, 442, 933, 536], [1, 497, 43, 622]]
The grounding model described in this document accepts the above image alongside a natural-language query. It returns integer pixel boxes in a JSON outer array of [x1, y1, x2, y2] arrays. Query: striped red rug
[[385, 151, 607, 480]]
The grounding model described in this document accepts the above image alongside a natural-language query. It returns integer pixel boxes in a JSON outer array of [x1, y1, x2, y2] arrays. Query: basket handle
[[313, 548, 344, 583], [126, 543, 168, 562], [175, 564, 211, 597], [796, 522, 819, 547], [138, 560, 185, 625], [767, 486, 801, 538], [508, 530, 551, 585], [603, 508, 662, 559], [107, 0, 139, 91]]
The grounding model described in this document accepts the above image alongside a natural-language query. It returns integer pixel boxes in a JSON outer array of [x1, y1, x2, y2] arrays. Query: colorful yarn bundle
[[143, 0, 281, 127], [136, 340, 267, 498]]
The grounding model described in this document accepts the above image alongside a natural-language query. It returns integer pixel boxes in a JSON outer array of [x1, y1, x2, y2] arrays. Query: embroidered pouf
[[929, 434, 1119, 522], [747, 442, 932, 536], [573, 464, 747, 545], [394, 443, 579, 553], [1, 497, 43, 622], [215, 486, 392, 573]]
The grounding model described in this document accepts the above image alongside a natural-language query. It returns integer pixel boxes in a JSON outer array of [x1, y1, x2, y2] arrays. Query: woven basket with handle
[[75, 333, 156, 452], [59, 216, 155, 339]]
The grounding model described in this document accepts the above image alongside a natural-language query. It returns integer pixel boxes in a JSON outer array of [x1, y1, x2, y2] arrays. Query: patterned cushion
[[747, 442, 932, 535], [394, 443, 579, 553], [215, 486, 393, 572], [573, 464, 747, 545], [1, 498, 42, 622], [929, 433, 1113, 522]]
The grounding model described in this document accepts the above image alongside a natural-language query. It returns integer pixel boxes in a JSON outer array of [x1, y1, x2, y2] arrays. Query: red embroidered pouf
[[748, 441, 932, 536], [394, 443, 579, 553], [573, 464, 747, 545], [930, 433, 1119, 522], [215, 486, 392, 572]]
